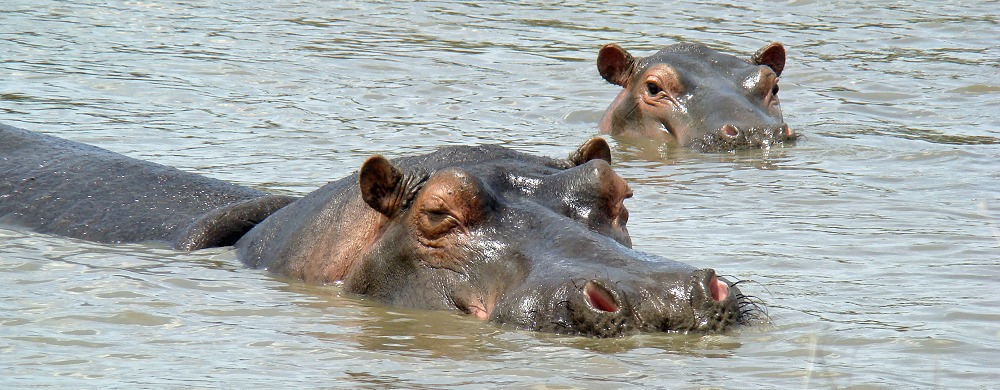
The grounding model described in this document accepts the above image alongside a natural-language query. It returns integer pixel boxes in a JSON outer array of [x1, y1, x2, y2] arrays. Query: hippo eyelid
[[642, 64, 684, 98], [419, 211, 460, 239], [643, 80, 683, 108], [424, 208, 454, 225]]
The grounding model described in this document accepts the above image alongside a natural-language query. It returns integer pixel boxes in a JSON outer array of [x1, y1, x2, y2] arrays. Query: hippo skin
[[597, 41, 796, 151], [0, 124, 758, 337]]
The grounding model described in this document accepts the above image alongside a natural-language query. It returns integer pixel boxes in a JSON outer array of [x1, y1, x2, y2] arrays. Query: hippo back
[[0, 124, 295, 249]]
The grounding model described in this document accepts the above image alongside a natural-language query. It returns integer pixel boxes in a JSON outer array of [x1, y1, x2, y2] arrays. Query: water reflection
[[275, 278, 748, 358], [608, 134, 799, 168]]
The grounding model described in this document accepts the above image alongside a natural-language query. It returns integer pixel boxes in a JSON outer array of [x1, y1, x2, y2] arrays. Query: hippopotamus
[[0, 123, 758, 337], [596, 41, 795, 151]]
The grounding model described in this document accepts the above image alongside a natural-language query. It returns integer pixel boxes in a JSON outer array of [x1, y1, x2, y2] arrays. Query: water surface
[[2, 1, 998, 388]]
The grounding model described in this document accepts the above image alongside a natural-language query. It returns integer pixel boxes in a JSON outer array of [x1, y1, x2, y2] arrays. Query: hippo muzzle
[[486, 212, 748, 337]]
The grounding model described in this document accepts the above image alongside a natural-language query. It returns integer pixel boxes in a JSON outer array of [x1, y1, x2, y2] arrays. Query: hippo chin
[[597, 41, 796, 151], [1, 124, 759, 337]]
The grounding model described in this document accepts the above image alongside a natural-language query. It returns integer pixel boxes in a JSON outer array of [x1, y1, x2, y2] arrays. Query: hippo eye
[[771, 84, 779, 95], [418, 207, 460, 240], [425, 209, 452, 226], [646, 82, 662, 96]]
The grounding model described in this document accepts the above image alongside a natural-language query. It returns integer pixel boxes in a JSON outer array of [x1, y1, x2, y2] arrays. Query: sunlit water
[[2, 1, 998, 388]]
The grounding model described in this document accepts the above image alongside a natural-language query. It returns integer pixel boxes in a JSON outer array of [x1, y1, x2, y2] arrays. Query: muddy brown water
[[2, 1, 998, 388]]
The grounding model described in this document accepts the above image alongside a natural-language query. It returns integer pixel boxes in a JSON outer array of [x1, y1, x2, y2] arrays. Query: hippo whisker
[[719, 276, 771, 325], [722, 275, 772, 295], [735, 294, 770, 325]]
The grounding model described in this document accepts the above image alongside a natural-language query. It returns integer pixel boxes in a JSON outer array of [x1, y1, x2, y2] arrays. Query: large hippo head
[[237, 138, 757, 337], [597, 41, 795, 151]]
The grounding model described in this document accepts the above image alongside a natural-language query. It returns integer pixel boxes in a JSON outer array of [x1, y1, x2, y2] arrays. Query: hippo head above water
[[597, 41, 796, 151], [1, 124, 760, 338], [237, 138, 758, 337]]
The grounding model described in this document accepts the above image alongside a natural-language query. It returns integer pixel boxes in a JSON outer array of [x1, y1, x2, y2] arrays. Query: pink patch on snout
[[584, 281, 619, 313], [709, 275, 729, 302], [469, 305, 490, 320], [782, 124, 795, 138], [465, 297, 495, 321]]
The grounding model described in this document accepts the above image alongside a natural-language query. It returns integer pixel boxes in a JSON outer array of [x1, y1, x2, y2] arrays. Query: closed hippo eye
[[539, 159, 634, 247], [410, 168, 490, 250], [606, 180, 632, 227], [418, 203, 461, 241]]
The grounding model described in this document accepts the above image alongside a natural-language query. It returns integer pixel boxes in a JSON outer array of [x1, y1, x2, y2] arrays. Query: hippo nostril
[[781, 124, 794, 138], [709, 274, 729, 302], [583, 281, 619, 313], [721, 124, 739, 138]]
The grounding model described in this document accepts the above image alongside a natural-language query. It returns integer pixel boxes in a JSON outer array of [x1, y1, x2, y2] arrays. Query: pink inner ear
[[753, 42, 786, 76], [571, 137, 612, 166], [584, 281, 619, 313], [597, 44, 633, 87], [359, 155, 403, 216]]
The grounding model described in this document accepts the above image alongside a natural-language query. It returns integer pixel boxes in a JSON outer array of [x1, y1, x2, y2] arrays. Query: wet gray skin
[[238, 137, 756, 336], [2, 124, 757, 337], [0, 124, 295, 249], [597, 41, 796, 151]]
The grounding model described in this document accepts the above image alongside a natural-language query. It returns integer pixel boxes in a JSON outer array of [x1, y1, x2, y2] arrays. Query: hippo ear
[[751, 42, 786, 77], [569, 137, 613, 166], [597, 43, 638, 87], [359, 155, 407, 217]]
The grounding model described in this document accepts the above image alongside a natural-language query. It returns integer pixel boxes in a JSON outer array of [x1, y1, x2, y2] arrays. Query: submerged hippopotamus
[[1, 124, 758, 337], [597, 41, 795, 151]]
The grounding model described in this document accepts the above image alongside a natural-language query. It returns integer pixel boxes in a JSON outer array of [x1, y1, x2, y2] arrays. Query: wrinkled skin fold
[[597, 41, 797, 151], [1, 124, 759, 337]]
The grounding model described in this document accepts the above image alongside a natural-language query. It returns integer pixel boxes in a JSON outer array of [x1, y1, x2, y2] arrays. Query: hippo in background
[[1, 123, 761, 337], [597, 41, 795, 151]]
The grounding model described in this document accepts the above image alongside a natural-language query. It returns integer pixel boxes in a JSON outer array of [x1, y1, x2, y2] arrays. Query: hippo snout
[[720, 122, 795, 140], [698, 121, 796, 151], [579, 269, 729, 315], [631, 268, 745, 334], [492, 266, 749, 337]]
